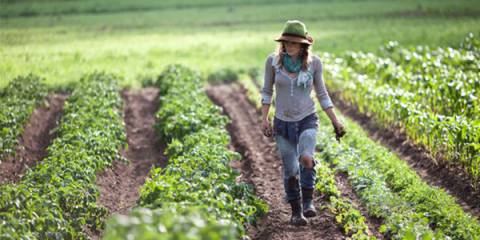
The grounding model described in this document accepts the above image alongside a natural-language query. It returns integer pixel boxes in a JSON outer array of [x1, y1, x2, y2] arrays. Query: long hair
[[275, 42, 312, 72]]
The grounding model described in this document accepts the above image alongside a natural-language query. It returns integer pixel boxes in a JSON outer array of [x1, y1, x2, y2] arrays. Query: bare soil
[[330, 92, 480, 218], [207, 84, 384, 240], [88, 88, 168, 239], [0, 94, 68, 185]]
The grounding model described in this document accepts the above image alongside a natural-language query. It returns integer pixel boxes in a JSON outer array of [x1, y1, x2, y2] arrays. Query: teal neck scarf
[[283, 54, 302, 73]]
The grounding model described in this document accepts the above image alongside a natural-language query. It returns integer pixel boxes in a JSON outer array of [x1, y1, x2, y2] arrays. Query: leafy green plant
[[0, 74, 49, 162], [314, 100, 480, 239], [321, 34, 480, 189], [314, 158, 375, 239], [315, 160, 340, 199], [208, 68, 239, 83], [0, 73, 127, 239], [330, 197, 373, 240], [106, 64, 268, 239], [104, 206, 237, 240]]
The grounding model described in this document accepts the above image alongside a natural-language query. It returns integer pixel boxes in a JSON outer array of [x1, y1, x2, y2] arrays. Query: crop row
[[102, 65, 268, 239], [379, 33, 479, 76], [322, 51, 480, 189], [314, 155, 375, 240], [314, 101, 480, 239], [0, 74, 49, 162], [0, 73, 128, 239], [343, 42, 479, 119], [238, 72, 479, 238]]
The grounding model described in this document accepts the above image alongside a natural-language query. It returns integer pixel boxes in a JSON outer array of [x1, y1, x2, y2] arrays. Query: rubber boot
[[302, 188, 317, 217], [289, 198, 307, 226]]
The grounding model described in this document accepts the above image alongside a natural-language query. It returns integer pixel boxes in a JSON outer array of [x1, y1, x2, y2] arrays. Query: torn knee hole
[[299, 154, 314, 169]]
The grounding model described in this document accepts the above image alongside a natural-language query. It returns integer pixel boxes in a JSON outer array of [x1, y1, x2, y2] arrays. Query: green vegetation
[[313, 156, 375, 239], [2, 0, 478, 19], [315, 158, 340, 199], [329, 197, 373, 240], [0, 74, 48, 162], [1, 0, 480, 89], [0, 74, 128, 239], [237, 36, 480, 238], [111, 65, 267, 239], [2, 0, 480, 239], [315, 102, 480, 239], [104, 207, 237, 240], [322, 33, 480, 189]]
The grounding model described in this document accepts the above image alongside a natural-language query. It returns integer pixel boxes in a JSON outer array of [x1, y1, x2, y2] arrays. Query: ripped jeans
[[275, 128, 318, 203]]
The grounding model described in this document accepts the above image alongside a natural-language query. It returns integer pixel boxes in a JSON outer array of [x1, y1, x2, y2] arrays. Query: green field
[[2, 1, 480, 239], [1, 0, 479, 89]]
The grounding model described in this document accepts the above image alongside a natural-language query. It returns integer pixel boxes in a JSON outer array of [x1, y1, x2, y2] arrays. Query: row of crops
[[1, 65, 267, 239], [0, 74, 49, 162], [104, 65, 267, 239], [314, 105, 479, 239], [321, 33, 480, 189], [1, 33, 478, 239], [314, 155, 375, 240], [238, 33, 480, 237], [1, 73, 128, 239]]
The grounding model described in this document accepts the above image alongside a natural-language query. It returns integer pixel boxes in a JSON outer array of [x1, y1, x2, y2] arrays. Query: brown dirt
[[207, 84, 384, 240], [330, 92, 480, 218], [89, 87, 168, 239], [0, 94, 68, 185]]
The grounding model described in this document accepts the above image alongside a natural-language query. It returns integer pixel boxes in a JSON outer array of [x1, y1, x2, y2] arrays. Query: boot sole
[[292, 218, 307, 226]]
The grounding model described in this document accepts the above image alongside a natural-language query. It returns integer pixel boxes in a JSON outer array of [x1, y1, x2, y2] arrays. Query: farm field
[[1, 0, 480, 239]]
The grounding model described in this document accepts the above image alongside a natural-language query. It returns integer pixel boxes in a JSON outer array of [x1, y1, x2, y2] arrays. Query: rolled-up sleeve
[[313, 56, 334, 110], [261, 55, 275, 105]]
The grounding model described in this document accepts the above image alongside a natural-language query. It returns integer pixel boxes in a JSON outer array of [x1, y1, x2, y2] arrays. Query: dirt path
[[90, 88, 168, 239], [207, 84, 382, 239], [0, 94, 68, 185], [330, 93, 480, 218]]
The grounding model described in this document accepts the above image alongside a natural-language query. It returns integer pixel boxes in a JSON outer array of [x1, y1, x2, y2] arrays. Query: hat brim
[[274, 35, 311, 45]]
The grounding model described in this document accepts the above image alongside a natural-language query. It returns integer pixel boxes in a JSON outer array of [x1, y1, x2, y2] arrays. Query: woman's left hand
[[332, 120, 346, 142], [332, 119, 344, 130]]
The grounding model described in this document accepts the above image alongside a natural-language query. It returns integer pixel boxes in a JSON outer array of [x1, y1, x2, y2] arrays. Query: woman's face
[[284, 41, 301, 57]]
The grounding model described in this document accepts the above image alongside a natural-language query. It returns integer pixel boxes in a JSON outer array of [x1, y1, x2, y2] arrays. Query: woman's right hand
[[262, 119, 273, 137]]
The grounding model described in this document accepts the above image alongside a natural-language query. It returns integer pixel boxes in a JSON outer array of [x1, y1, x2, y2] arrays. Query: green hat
[[274, 20, 314, 45]]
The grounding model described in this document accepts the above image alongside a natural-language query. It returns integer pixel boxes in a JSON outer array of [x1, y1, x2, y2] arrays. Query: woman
[[261, 20, 345, 226]]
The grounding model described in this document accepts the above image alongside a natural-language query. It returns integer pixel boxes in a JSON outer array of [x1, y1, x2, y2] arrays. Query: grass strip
[[0, 73, 128, 239], [0, 74, 48, 163], [103, 64, 268, 239]]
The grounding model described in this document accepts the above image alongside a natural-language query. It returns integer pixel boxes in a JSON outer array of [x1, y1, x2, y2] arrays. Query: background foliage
[[1, 0, 479, 89]]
